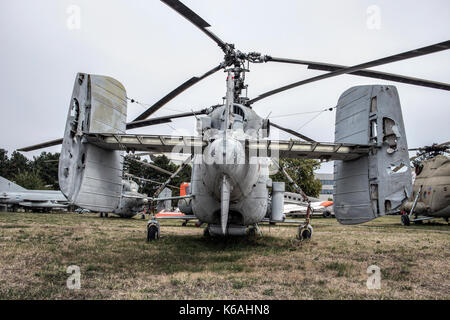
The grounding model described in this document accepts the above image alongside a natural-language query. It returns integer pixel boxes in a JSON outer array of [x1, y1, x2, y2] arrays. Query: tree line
[[0, 149, 60, 190]]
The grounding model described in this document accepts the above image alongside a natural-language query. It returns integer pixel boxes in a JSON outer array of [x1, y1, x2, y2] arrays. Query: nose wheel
[[298, 224, 313, 240], [401, 214, 410, 226], [147, 220, 160, 242], [247, 224, 262, 237]]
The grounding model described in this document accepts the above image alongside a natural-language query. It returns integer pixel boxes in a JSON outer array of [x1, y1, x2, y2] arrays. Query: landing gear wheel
[[105, 213, 109, 218], [322, 210, 331, 218], [203, 227, 210, 238], [401, 215, 410, 226], [147, 225, 159, 241], [99, 212, 104, 218], [141, 214, 146, 220], [247, 225, 261, 237], [298, 225, 313, 240], [182, 221, 188, 227]]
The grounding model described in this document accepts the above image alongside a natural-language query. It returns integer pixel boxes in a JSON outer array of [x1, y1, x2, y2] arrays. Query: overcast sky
[[0, 0, 449, 173]]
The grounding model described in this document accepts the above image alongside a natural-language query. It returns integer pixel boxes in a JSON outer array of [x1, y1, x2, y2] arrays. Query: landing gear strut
[[247, 224, 261, 237]]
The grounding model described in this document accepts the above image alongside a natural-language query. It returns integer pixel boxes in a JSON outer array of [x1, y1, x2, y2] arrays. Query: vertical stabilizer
[[334, 85, 412, 224], [58, 73, 127, 212], [0, 176, 27, 192]]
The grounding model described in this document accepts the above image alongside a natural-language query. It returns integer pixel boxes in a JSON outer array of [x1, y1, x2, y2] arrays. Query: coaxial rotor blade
[[17, 138, 64, 152], [19, 109, 209, 152], [133, 64, 222, 122], [128, 109, 208, 130], [270, 122, 316, 143], [161, 0, 227, 51], [265, 57, 450, 91], [249, 40, 450, 104]]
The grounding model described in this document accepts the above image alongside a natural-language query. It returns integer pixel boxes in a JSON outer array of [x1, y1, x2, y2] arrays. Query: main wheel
[[247, 225, 260, 237], [203, 227, 211, 238], [147, 225, 159, 241], [298, 225, 313, 240], [322, 210, 331, 218], [401, 215, 410, 226]]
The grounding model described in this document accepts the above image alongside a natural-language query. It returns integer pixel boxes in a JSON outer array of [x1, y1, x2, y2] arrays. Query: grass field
[[0, 211, 448, 300]]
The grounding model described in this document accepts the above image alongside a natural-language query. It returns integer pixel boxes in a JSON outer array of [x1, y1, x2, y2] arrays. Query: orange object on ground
[[180, 183, 190, 196], [319, 201, 333, 207]]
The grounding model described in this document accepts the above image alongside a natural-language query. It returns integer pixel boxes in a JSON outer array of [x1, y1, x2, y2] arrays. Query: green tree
[[270, 158, 322, 197], [0, 149, 9, 179], [8, 151, 31, 179], [32, 152, 60, 190], [13, 170, 46, 190]]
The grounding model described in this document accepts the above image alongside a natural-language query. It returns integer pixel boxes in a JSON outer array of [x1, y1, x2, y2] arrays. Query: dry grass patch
[[0, 211, 448, 299]]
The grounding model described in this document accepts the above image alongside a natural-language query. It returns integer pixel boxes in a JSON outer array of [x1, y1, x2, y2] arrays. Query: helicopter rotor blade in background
[[270, 122, 316, 143], [160, 0, 227, 51], [249, 40, 450, 105], [132, 65, 222, 122], [265, 57, 450, 91], [126, 157, 174, 176]]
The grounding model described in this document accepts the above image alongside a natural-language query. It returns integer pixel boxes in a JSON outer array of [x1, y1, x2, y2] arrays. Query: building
[[314, 173, 334, 201]]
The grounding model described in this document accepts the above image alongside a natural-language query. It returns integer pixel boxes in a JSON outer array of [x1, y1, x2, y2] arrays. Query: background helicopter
[[400, 141, 450, 225], [18, 0, 450, 240]]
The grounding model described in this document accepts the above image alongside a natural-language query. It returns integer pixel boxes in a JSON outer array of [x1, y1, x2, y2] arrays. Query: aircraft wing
[[85, 133, 371, 161], [154, 214, 197, 220], [19, 202, 68, 208]]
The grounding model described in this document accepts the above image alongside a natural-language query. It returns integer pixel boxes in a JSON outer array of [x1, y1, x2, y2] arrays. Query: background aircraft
[[401, 142, 450, 225], [0, 176, 68, 212]]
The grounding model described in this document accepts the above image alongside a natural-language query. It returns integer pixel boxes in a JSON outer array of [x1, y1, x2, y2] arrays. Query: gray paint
[[0, 176, 67, 210], [58, 73, 127, 213], [333, 85, 412, 224]]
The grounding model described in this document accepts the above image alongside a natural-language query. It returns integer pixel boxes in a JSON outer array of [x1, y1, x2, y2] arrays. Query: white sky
[[0, 0, 449, 173]]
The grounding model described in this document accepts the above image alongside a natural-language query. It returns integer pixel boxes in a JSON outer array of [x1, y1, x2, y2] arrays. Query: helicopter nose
[[206, 136, 246, 166]]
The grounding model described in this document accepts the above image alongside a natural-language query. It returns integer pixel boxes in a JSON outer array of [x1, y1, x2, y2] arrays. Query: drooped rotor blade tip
[[18, 138, 64, 152], [266, 56, 450, 91], [250, 40, 450, 104], [160, 0, 226, 50], [132, 65, 222, 122]]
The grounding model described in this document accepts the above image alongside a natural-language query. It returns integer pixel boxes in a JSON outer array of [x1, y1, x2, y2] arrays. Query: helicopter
[[18, 0, 449, 240], [400, 142, 450, 225]]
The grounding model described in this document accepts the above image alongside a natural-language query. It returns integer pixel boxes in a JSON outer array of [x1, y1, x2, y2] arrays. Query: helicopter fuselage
[[402, 155, 450, 219], [190, 101, 273, 235]]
